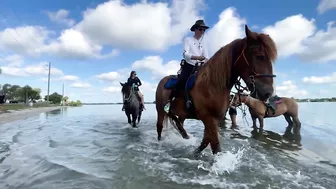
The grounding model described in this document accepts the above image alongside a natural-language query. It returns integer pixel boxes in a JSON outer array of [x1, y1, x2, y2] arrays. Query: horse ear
[[245, 25, 256, 40], [245, 25, 251, 37], [120, 82, 124, 86]]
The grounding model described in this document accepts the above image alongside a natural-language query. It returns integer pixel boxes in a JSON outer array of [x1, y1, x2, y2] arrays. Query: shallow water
[[0, 103, 336, 189]]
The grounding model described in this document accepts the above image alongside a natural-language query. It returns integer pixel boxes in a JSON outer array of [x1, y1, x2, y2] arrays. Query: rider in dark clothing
[[127, 77, 142, 91], [122, 71, 145, 111]]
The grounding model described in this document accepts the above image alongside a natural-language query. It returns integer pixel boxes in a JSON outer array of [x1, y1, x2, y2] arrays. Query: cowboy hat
[[190, 19, 209, 31]]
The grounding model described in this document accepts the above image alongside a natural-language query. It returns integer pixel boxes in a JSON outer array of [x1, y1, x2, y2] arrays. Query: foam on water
[[1, 104, 336, 189]]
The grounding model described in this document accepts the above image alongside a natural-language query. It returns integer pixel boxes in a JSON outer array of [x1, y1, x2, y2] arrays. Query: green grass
[[1, 102, 58, 111]]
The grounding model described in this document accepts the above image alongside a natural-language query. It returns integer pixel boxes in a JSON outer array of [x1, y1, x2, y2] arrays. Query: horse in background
[[155, 25, 278, 157], [120, 82, 143, 127], [232, 93, 301, 141]]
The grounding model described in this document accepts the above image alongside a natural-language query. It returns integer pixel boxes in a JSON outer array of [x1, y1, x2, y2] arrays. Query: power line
[[0, 11, 26, 48]]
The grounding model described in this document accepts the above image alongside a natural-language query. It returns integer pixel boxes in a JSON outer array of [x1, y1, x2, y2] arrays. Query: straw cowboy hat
[[190, 19, 209, 31]]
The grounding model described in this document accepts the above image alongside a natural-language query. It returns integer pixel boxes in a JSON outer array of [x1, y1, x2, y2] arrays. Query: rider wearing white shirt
[[174, 20, 210, 96]]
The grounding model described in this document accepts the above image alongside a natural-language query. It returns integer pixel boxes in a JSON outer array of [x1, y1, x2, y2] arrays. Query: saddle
[[265, 95, 282, 116], [164, 59, 204, 116]]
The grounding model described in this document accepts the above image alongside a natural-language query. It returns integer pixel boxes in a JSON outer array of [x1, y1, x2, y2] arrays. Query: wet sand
[[0, 106, 61, 125]]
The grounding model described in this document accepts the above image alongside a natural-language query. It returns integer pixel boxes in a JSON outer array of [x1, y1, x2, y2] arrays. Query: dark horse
[[120, 82, 143, 127], [155, 25, 278, 156]]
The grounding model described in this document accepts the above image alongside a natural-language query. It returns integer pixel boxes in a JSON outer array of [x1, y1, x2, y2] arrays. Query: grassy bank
[[1, 102, 58, 111]]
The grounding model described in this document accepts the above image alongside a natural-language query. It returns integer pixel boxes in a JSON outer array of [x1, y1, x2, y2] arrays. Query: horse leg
[[138, 109, 142, 123], [258, 117, 264, 133], [283, 114, 293, 136], [177, 116, 189, 139], [292, 116, 302, 140], [194, 116, 221, 157], [126, 112, 131, 124], [156, 110, 165, 141], [251, 116, 258, 129], [131, 113, 137, 128]]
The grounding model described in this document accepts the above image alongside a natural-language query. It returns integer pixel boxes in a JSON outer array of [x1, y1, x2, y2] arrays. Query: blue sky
[[0, 0, 335, 103]]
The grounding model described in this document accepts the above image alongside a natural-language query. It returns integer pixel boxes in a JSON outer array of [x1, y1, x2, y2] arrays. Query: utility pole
[[62, 83, 64, 105], [47, 62, 51, 102]]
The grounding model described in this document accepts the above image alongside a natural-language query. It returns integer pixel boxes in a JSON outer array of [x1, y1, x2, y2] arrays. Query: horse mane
[[257, 33, 278, 63], [199, 33, 278, 91]]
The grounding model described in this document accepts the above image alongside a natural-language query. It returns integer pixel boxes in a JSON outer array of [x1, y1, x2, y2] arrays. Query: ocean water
[[0, 102, 335, 189]]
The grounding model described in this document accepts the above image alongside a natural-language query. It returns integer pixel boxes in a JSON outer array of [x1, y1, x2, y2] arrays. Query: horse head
[[233, 25, 278, 102], [232, 92, 249, 106], [120, 82, 131, 99], [120, 82, 136, 101]]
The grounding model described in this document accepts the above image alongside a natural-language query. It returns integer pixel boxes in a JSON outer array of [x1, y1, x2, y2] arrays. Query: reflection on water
[[44, 107, 68, 119]]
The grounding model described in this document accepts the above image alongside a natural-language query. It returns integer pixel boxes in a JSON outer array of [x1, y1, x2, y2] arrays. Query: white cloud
[[96, 71, 121, 82], [102, 80, 157, 102], [302, 72, 336, 84], [71, 81, 91, 88], [317, 0, 336, 14], [131, 56, 180, 79], [43, 28, 118, 60], [0, 54, 24, 67], [46, 9, 76, 26], [60, 75, 79, 81], [24, 62, 64, 76], [0, 26, 51, 56], [102, 86, 120, 93], [0, 56, 63, 77], [262, 15, 316, 57], [0, 26, 119, 60], [276, 80, 308, 98], [75, 0, 203, 51], [0, 66, 29, 77], [205, 7, 246, 56], [261, 14, 336, 63], [298, 22, 336, 63], [41, 75, 80, 82]]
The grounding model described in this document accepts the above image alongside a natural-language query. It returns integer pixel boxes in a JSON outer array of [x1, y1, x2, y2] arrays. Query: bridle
[[123, 84, 135, 101], [232, 40, 276, 95]]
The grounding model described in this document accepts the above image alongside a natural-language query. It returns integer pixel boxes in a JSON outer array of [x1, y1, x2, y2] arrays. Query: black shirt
[[127, 77, 142, 90]]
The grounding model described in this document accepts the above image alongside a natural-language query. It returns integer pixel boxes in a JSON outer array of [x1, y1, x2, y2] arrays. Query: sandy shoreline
[[0, 106, 62, 125]]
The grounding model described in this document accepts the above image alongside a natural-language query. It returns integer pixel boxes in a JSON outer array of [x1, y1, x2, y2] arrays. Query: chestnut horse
[[232, 93, 301, 140], [155, 25, 278, 156]]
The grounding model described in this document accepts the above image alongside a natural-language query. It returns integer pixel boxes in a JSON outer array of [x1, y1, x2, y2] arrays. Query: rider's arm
[[136, 77, 142, 86], [183, 38, 201, 61]]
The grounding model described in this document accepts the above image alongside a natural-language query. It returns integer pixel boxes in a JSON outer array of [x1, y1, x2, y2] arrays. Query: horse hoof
[[193, 151, 201, 159], [183, 135, 190, 139], [157, 136, 161, 141]]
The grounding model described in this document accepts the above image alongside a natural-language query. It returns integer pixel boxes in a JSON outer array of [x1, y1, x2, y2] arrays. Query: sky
[[0, 0, 335, 103]]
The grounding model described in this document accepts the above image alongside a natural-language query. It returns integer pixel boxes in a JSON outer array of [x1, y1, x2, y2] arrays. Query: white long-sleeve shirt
[[182, 36, 209, 66]]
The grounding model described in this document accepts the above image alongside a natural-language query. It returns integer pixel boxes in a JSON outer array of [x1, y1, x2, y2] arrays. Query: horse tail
[[155, 75, 184, 139], [165, 111, 184, 136]]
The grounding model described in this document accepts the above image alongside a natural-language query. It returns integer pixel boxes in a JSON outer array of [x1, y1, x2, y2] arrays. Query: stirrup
[[186, 100, 192, 110]]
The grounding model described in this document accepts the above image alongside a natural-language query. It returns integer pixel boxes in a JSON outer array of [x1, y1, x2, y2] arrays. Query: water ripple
[[0, 104, 335, 189]]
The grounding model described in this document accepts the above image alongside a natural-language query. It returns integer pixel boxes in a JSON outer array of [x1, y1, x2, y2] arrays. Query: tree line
[[1, 83, 64, 104]]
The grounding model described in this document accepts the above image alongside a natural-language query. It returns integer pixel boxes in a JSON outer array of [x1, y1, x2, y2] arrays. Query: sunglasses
[[197, 28, 206, 32]]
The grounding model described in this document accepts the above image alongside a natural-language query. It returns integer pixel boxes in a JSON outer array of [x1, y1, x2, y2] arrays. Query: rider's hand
[[198, 56, 205, 61]]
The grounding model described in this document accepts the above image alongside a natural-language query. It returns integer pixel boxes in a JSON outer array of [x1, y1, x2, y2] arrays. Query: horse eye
[[256, 55, 264, 61]]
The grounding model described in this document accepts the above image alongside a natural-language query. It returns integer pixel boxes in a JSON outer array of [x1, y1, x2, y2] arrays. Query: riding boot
[[122, 101, 126, 111], [141, 103, 146, 110]]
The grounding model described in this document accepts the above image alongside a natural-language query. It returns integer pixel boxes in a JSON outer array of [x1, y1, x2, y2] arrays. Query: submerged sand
[[0, 106, 62, 125]]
